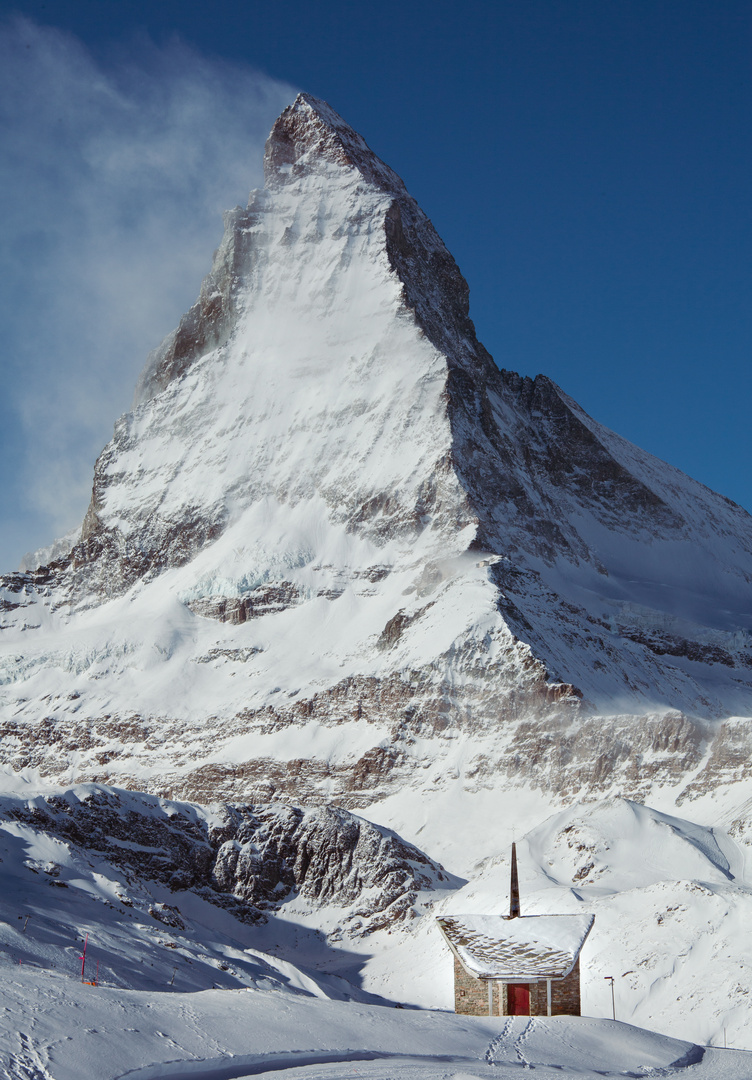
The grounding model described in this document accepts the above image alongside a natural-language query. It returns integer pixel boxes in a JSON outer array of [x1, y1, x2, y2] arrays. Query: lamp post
[[604, 976, 615, 1020]]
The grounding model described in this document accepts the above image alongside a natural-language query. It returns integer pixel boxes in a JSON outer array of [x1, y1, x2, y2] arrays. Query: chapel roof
[[436, 912, 594, 981]]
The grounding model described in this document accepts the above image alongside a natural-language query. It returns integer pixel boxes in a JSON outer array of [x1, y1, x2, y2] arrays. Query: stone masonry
[[453, 956, 582, 1016]]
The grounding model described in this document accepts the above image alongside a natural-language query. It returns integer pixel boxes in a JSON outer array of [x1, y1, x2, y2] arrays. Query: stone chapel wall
[[453, 956, 582, 1016]]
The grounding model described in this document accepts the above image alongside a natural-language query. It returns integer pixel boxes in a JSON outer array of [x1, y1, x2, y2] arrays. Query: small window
[[459, 989, 466, 997]]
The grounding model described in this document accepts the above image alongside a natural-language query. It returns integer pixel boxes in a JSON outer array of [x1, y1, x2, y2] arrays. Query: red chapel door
[[507, 983, 530, 1015]]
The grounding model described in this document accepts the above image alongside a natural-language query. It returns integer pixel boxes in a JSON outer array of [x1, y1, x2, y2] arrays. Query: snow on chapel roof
[[437, 913, 595, 981]]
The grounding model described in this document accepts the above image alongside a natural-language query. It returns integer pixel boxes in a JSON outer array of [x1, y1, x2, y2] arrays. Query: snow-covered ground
[[1, 970, 750, 1080], [4, 766, 752, 1076]]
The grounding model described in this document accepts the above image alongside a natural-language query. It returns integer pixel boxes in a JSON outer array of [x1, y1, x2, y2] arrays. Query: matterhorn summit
[[2, 94, 752, 830]]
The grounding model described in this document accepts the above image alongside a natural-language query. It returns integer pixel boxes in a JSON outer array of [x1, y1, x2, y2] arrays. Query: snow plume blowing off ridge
[[0, 16, 297, 571], [3, 89, 752, 844]]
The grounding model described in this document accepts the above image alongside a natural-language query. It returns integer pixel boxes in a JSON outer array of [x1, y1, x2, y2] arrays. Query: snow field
[[1, 972, 747, 1080], [5, 768, 752, 1056]]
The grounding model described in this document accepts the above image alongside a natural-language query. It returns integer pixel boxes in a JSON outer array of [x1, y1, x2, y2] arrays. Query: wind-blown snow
[[3, 94, 752, 824]]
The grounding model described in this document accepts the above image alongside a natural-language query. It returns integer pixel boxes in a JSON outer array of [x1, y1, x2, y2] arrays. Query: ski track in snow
[[1, 958, 748, 1080]]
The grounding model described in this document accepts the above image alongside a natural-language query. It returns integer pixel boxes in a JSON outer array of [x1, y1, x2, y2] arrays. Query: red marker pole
[[80, 934, 88, 983]]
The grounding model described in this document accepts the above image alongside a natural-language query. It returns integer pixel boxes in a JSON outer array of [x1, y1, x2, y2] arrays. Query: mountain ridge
[[2, 92, 752, 823]]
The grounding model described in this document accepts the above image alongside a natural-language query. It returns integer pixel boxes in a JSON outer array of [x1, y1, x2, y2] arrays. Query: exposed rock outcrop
[[6, 785, 458, 935]]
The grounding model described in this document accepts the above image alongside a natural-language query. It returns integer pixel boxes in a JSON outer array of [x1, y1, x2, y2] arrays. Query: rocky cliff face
[[2, 93, 752, 834], [6, 783, 456, 936]]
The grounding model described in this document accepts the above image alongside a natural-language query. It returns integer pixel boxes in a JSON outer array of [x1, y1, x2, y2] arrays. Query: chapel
[[436, 843, 594, 1017]]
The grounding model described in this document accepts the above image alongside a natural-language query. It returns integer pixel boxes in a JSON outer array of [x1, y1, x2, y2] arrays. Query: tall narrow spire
[[509, 842, 520, 918]]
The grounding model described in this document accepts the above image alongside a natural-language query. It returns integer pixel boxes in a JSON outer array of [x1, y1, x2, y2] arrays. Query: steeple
[[509, 842, 520, 918]]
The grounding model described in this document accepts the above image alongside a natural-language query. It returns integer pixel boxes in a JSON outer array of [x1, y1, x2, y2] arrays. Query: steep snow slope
[[2, 92, 752, 818]]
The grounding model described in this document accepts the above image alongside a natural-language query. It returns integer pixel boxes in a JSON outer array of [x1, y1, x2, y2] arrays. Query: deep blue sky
[[1, 0, 751, 567]]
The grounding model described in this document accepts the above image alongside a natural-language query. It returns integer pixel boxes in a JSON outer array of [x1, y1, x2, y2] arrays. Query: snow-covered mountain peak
[[6, 97, 752, 1075], [263, 92, 408, 196], [260, 91, 483, 370], [3, 95, 752, 816], [68, 91, 488, 609]]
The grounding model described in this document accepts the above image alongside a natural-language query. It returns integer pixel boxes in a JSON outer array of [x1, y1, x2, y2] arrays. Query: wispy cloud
[[0, 17, 296, 569]]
